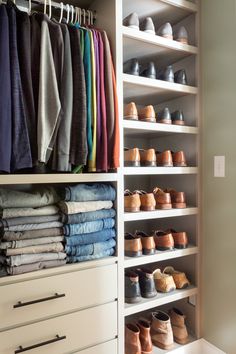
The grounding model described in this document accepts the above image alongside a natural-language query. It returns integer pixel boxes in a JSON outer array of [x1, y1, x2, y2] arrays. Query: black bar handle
[[13, 293, 65, 309], [15, 335, 66, 353]]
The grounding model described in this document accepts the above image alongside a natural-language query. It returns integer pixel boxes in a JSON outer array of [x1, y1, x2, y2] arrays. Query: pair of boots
[[125, 308, 188, 353]]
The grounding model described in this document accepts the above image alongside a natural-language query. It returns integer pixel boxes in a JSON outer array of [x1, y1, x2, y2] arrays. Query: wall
[[201, 1, 236, 353]]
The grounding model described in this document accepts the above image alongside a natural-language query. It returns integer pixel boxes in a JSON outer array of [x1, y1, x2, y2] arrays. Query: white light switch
[[214, 156, 225, 178]]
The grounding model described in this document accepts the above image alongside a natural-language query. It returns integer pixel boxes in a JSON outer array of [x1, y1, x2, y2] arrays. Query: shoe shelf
[[123, 74, 198, 105], [124, 245, 198, 268], [123, 26, 198, 65], [151, 334, 196, 354], [124, 167, 198, 176], [123, 120, 198, 137], [124, 207, 198, 222], [125, 285, 198, 316]]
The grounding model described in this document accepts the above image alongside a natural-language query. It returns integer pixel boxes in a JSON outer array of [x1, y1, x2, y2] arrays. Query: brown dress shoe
[[124, 148, 141, 167], [137, 319, 153, 354], [140, 149, 157, 167], [153, 188, 172, 209], [135, 231, 155, 255], [125, 233, 143, 257], [138, 105, 156, 123], [153, 269, 176, 293], [165, 189, 186, 209], [169, 308, 189, 345], [172, 151, 187, 167], [124, 102, 138, 120], [135, 190, 156, 211], [125, 323, 142, 354], [151, 311, 174, 350], [124, 190, 141, 212], [156, 150, 173, 167], [163, 266, 190, 289], [153, 230, 174, 251], [166, 229, 188, 249]]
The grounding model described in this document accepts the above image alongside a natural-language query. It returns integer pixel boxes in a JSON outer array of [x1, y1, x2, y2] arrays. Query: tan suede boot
[[151, 311, 174, 350], [137, 319, 153, 354], [169, 308, 189, 344], [163, 266, 190, 289], [125, 323, 142, 354]]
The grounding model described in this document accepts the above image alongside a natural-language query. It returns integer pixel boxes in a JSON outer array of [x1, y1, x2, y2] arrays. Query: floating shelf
[[125, 245, 198, 268], [125, 285, 198, 316], [124, 207, 198, 222], [123, 74, 198, 105], [123, 26, 198, 64], [124, 167, 198, 176]]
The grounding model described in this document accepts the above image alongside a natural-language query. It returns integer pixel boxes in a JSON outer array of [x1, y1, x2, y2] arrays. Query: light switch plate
[[214, 156, 225, 178]]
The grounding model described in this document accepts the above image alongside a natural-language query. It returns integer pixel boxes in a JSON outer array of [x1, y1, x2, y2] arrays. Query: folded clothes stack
[[59, 183, 117, 263], [0, 187, 66, 276]]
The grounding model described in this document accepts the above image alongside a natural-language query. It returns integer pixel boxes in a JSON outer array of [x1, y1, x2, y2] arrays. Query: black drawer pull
[[15, 335, 66, 353], [13, 293, 65, 308]]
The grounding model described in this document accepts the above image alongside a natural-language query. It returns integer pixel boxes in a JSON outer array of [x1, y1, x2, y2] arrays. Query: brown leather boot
[[172, 151, 187, 167], [156, 150, 173, 167], [140, 149, 156, 167], [124, 190, 141, 212], [124, 148, 141, 167], [169, 308, 189, 344], [151, 311, 174, 350], [153, 230, 174, 251], [124, 102, 138, 120], [125, 323, 142, 354], [137, 319, 153, 354], [138, 105, 156, 123], [153, 188, 172, 209]]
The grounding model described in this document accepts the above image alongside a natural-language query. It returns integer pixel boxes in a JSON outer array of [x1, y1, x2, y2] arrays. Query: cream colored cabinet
[[73, 340, 117, 354]]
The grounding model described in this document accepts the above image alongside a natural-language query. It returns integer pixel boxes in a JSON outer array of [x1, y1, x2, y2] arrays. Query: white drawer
[[0, 302, 117, 354], [73, 339, 117, 354], [0, 264, 117, 331]]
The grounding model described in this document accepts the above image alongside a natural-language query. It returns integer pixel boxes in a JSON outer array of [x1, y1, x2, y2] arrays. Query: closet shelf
[[123, 26, 198, 64], [124, 167, 198, 176], [125, 285, 198, 316], [124, 207, 198, 222], [124, 245, 198, 268], [123, 74, 198, 105], [0, 173, 118, 185], [152, 334, 196, 354], [123, 120, 198, 137]]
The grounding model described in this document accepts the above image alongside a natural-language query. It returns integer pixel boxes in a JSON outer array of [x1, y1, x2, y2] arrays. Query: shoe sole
[[176, 38, 189, 45], [141, 206, 156, 211], [172, 120, 185, 125], [156, 204, 172, 210], [140, 161, 157, 167], [156, 163, 174, 167], [172, 203, 186, 209], [152, 339, 174, 350], [173, 162, 187, 167], [125, 250, 142, 257], [143, 248, 155, 255], [141, 292, 157, 298], [124, 161, 141, 167], [125, 207, 141, 212], [174, 337, 189, 345], [157, 119, 172, 124], [157, 246, 174, 251], [125, 297, 142, 304], [174, 244, 188, 249], [139, 117, 156, 123], [124, 115, 139, 121]]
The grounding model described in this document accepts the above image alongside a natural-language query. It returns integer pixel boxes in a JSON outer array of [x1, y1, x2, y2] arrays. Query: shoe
[[163, 266, 190, 289], [140, 17, 155, 35], [169, 308, 189, 345], [157, 107, 172, 124], [166, 229, 188, 249], [124, 148, 141, 167], [137, 319, 153, 354], [139, 105, 156, 123], [136, 268, 157, 298], [151, 311, 174, 350], [124, 102, 139, 121], [153, 269, 176, 293], [135, 231, 156, 255], [124, 190, 141, 212], [124, 58, 140, 76], [125, 233, 142, 257], [137, 190, 156, 211], [140, 149, 156, 167], [172, 151, 187, 167], [140, 62, 156, 79], [171, 110, 185, 125], [153, 187, 172, 210], [165, 189, 186, 208], [174, 26, 188, 44], [174, 69, 188, 85], [125, 271, 142, 303], [123, 12, 139, 30], [125, 323, 142, 354], [158, 65, 174, 82], [153, 230, 174, 251], [156, 150, 173, 167], [157, 22, 173, 39]]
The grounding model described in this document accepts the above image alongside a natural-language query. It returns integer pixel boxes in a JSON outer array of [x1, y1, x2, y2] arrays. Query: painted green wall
[[201, 1, 236, 353]]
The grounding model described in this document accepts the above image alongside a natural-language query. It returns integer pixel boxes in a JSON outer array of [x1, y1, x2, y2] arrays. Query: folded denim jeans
[[6, 252, 67, 267], [61, 208, 116, 224], [5, 242, 64, 256], [65, 238, 116, 256], [1, 228, 63, 241], [64, 218, 115, 236], [1, 205, 59, 219], [59, 200, 113, 215], [3, 221, 63, 232], [63, 183, 116, 202], [67, 248, 115, 263], [0, 214, 61, 228], [7, 259, 66, 275], [0, 236, 65, 249], [65, 228, 115, 246]]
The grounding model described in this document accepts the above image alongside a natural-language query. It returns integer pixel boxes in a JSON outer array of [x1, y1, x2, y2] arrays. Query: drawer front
[[0, 302, 117, 354], [0, 264, 117, 330], [73, 340, 117, 354]]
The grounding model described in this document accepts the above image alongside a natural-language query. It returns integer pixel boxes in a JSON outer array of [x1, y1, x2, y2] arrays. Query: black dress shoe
[[140, 62, 156, 79], [140, 17, 155, 35], [124, 58, 140, 76], [171, 110, 185, 125], [123, 12, 139, 30], [157, 107, 172, 124], [174, 69, 188, 85], [158, 65, 174, 82]]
